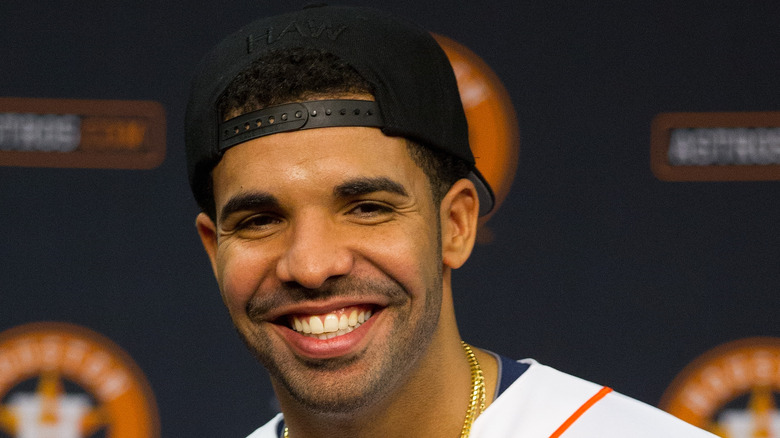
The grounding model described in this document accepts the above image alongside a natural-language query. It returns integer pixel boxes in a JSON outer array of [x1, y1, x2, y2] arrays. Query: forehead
[[210, 126, 429, 208]]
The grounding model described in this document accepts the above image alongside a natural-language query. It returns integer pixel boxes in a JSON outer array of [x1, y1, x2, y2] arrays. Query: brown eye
[[350, 202, 393, 218], [239, 214, 281, 229]]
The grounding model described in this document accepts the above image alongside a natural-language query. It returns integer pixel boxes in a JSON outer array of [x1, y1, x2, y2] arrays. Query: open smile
[[270, 303, 384, 359]]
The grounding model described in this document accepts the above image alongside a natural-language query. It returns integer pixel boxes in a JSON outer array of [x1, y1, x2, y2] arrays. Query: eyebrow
[[219, 192, 279, 225], [218, 177, 408, 224], [334, 177, 408, 198]]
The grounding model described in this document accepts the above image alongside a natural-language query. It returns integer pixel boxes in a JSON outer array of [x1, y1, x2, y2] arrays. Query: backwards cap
[[185, 5, 494, 215]]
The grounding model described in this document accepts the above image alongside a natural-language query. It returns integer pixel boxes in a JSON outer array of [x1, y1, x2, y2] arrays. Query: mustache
[[246, 276, 407, 320]]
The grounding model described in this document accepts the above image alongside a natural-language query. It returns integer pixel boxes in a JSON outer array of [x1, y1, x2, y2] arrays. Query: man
[[184, 5, 715, 438]]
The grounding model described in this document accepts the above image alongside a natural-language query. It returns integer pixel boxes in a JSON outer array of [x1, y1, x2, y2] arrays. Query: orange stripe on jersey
[[549, 386, 613, 438]]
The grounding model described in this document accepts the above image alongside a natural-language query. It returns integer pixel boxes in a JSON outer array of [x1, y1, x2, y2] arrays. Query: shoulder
[[245, 413, 283, 438], [473, 360, 717, 437]]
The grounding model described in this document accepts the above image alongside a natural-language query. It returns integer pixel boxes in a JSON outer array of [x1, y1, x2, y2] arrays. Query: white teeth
[[291, 308, 374, 339], [309, 317, 324, 334], [323, 314, 339, 332]]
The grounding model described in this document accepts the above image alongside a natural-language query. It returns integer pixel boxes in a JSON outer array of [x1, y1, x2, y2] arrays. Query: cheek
[[216, 244, 275, 313], [363, 222, 440, 298]]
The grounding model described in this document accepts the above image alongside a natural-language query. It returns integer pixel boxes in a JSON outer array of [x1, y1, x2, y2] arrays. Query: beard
[[234, 268, 443, 415]]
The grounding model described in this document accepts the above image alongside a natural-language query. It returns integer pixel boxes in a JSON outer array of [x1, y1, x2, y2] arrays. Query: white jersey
[[469, 359, 715, 437], [246, 359, 716, 438]]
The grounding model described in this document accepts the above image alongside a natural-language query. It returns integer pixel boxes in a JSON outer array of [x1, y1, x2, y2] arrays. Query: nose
[[275, 212, 354, 289]]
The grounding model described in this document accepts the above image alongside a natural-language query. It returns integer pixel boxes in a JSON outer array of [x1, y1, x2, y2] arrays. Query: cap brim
[[467, 169, 494, 216]]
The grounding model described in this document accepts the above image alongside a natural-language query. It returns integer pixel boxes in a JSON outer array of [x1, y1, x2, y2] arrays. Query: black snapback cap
[[185, 4, 495, 216]]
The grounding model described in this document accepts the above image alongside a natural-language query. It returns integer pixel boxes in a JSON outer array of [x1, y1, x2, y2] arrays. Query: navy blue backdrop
[[1, 1, 778, 437]]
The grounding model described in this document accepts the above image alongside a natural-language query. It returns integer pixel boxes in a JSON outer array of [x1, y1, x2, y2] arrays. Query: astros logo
[[434, 33, 520, 229], [0, 322, 159, 438], [660, 337, 780, 437]]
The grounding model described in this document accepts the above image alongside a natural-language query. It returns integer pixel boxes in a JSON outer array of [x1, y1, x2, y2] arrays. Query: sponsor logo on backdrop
[[660, 337, 780, 437], [0, 98, 165, 169], [651, 112, 780, 181], [0, 322, 159, 438]]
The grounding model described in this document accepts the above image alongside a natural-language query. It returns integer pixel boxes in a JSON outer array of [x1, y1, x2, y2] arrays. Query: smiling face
[[196, 126, 450, 412]]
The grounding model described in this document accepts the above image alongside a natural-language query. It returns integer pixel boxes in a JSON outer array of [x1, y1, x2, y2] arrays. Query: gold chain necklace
[[283, 341, 485, 438]]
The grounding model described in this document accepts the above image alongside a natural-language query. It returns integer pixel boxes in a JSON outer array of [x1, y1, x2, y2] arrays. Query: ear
[[440, 178, 480, 269], [195, 212, 220, 278]]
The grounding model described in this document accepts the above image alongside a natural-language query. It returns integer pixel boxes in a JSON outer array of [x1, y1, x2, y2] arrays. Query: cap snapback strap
[[218, 99, 382, 152]]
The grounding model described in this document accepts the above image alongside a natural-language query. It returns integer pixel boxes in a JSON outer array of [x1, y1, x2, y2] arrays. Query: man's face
[[198, 126, 445, 412]]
